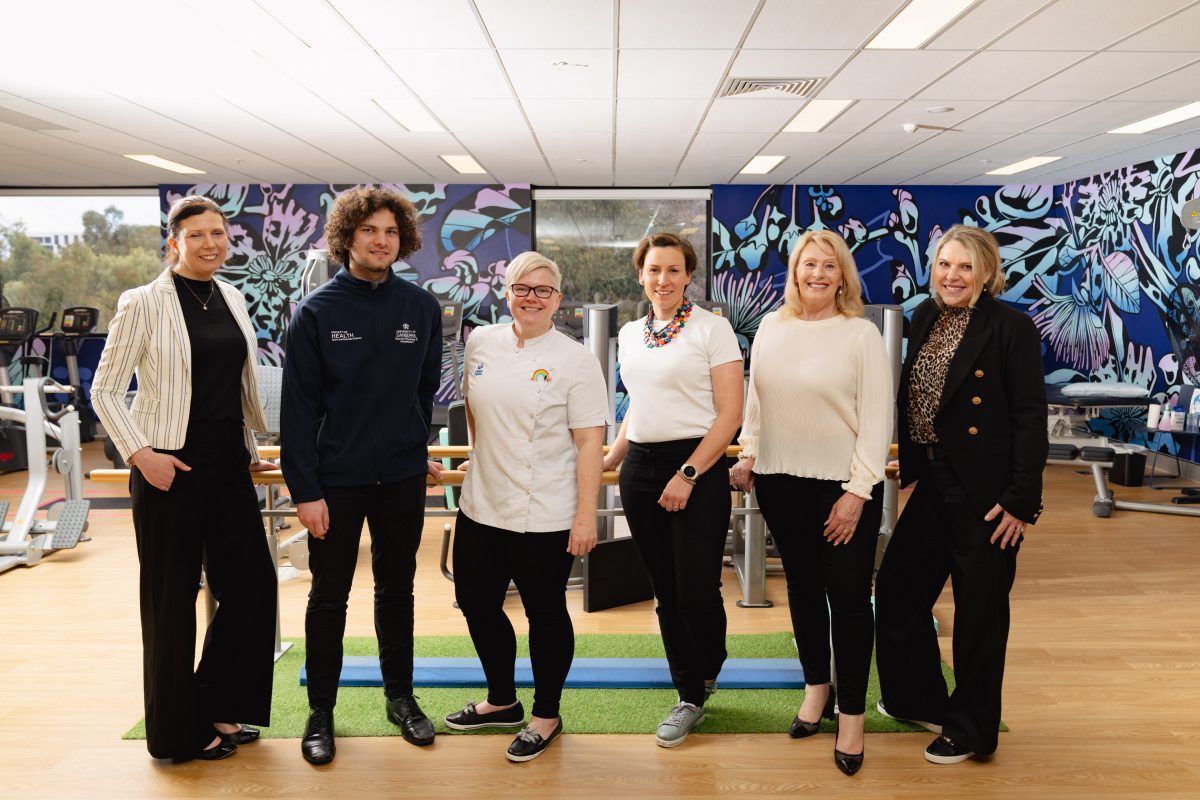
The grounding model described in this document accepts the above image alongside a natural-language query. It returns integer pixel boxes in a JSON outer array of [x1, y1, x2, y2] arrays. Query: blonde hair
[[782, 229, 865, 319], [505, 251, 562, 291], [931, 224, 1006, 308]]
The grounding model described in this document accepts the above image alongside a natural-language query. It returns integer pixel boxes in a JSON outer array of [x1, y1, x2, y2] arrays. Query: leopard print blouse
[[907, 305, 974, 444]]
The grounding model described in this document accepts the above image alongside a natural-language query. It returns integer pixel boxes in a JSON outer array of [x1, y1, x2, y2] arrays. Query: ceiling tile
[[331, 0, 491, 49], [760, 131, 855, 159], [825, 132, 922, 160], [617, 98, 708, 132], [989, 0, 1192, 50], [955, 100, 1092, 133], [729, 49, 853, 79], [865, 100, 997, 134], [380, 50, 512, 99], [424, 97, 530, 132], [917, 51, 1086, 101], [688, 131, 773, 158], [477, 0, 613, 48], [926, 0, 1055, 50], [522, 98, 613, 131], [536, 131, 613, 155], [1017, 52, 1200, 102], [621, 0, 759, 48], [968, 132, 1095, 161], [701, 97, 806, 133], [822, 100, 903, 133], [614, 130, 692, 155], [1111, 3, 1200, 50], [819, 51, 972, 100], [1109, 60, 1200, 102], [500, 49, 614, 99], [744, 0, 907, 49], [1032, 101, 1186, 133], [901, 131, 1011, 160], [617, 50, 731, 99]]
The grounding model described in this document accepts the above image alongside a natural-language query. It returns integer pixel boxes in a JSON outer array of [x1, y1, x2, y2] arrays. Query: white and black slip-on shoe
[[445, 700, 526, 731], [924, 735, 974, 764], [505, 720, 563, 762]]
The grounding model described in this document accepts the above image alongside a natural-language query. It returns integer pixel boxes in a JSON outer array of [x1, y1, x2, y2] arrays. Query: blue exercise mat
[[300, 656, 806, 689]]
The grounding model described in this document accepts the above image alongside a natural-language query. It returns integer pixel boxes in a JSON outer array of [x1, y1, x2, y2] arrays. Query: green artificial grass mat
[[124, 633, 979, 739]]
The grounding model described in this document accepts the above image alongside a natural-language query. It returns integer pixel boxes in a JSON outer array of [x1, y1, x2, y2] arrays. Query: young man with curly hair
[[281, 186, 444, 765]]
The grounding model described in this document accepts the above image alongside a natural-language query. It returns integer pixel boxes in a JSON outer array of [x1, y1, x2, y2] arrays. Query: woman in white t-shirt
[[443, 252, 610, 763], [603, 232, 744, 749], [730, 229, 892, 777]]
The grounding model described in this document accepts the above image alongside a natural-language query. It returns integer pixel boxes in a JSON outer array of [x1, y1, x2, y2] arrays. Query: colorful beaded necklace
[[643, 298, 693, 349]]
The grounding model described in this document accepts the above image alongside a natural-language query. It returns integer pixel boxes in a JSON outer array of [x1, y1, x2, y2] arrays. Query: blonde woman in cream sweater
[[731, 229, 892, 777]]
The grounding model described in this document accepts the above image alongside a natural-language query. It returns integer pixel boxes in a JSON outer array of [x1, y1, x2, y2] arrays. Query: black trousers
[[130, 421, 276, 760], [755, 474, 882, 716], [875, 458, 1019, 755], [304, 475, 426, 710], [620, 438, 730, 707], [452, 511, 576, 719]]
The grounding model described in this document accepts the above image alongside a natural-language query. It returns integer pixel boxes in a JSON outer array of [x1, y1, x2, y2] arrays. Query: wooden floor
[[1, 443, 1198, 799]]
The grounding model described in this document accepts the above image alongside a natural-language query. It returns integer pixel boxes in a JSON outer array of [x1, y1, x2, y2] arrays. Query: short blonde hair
[[505, 251, 562, 291], [782, 229, 865, 319], [932, 224, 1006, 308]]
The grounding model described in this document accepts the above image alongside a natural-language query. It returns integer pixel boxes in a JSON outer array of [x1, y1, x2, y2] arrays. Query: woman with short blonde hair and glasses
[[731, 229, 892, 776]]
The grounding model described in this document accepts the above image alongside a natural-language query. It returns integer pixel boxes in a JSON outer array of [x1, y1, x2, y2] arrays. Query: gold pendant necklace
[[178, 276, 216, 310]]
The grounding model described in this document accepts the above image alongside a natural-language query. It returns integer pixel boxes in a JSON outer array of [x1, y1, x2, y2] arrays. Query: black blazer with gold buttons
[[897, 292, 1048, 523]]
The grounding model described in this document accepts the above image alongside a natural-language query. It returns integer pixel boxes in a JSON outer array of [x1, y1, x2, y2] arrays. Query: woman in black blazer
[[92, 195, 277, 762], [875, 224, 1048, 765]]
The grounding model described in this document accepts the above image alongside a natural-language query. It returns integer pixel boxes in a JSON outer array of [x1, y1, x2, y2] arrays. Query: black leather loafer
[[445, 700, 526, 731], [505, 719, 563, 762], [218, 725, 261, 746], [386, 695, 435, 746], [924, 735, 973, 764], [192, 739, 237, 761], [301, 708, 335, 765]]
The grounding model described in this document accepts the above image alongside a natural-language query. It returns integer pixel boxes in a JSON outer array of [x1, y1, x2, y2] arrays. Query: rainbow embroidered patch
[[531, 368, 551, 382]]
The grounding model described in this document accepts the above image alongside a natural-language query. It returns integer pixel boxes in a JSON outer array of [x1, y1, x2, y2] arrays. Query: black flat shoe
[[505, 719, 563, 762], [218, 725, 260, 746], [301, 708, 335, 766], [192, 740, 237, 761], [445, 700, 525, 731], [788, 683, 836, 739], [386, 694, 435, 746]]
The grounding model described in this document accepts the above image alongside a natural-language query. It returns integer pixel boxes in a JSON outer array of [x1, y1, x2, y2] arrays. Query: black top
[[173, 273, 245, 424]]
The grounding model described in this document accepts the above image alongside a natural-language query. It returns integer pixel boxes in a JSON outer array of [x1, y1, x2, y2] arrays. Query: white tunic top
[[618, 305, 743, 443], [459, 323, 611, 532], [738, 311, 893, 499]]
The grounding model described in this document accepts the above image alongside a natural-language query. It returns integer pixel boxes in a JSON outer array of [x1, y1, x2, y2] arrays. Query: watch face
[[682, 465, 697, 479]]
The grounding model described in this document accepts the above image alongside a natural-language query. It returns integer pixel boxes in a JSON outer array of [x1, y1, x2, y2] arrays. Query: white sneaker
[[655, 702, 705, 748], [876, 700, 943, 734]]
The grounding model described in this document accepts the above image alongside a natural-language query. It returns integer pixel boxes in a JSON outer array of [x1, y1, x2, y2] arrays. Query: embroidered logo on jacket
[[331, 330, 361, 342], [395, 323, 419, 344], [530, 368, 552, 382]]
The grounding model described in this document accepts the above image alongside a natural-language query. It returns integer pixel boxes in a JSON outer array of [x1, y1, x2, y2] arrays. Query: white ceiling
[[0, 0, 1198, 188]]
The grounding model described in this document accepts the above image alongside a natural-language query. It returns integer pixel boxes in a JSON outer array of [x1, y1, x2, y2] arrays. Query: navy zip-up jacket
[[280, 267, 443, 503]]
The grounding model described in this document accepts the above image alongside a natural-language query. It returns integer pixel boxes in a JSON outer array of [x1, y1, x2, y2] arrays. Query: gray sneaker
[[655, 702, 705, 748]]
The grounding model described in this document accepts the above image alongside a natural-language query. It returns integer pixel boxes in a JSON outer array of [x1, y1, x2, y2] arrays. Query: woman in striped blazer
[[92, 195, 276, 763]]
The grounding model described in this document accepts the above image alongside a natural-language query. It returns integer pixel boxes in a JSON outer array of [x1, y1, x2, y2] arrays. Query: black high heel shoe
[[833, 716, 864, 776], [788, 683, 837, 739]]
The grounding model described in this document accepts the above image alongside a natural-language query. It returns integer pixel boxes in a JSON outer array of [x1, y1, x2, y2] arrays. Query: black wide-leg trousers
[[304, 475, 426, 710], [620, 438, 730, 708], [130, 422, 276, 759], [452, 511, 576, 719], [875, 458, 1019, 755], [755, 474, 882, 716]]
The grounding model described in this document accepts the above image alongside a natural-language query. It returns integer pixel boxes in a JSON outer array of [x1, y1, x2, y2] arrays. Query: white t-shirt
[[618, 305, 743, 443], [738, 311, 893, 499], [460, 323, 611, 532]]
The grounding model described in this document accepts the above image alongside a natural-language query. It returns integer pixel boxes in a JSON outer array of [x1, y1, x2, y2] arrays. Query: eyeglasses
[[510, 284, 559, 299]]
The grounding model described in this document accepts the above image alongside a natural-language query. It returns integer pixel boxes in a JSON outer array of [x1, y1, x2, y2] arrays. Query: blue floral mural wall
[[713, 153, 1199, 461], [160, 183, 531, 405]]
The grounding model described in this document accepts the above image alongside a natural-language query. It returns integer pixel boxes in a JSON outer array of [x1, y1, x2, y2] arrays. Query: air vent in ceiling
[[719, 77, 823, 98]]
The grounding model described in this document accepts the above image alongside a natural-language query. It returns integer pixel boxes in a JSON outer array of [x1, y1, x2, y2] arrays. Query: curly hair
[[632, 231, 698, 276], [324, 186, 422, 267]]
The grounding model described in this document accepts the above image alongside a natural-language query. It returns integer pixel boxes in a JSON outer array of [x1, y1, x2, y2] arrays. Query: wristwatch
[[679, 463, 698, 483]]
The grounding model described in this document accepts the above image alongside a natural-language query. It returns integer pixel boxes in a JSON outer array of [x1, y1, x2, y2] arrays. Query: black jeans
[[755, 474, 882, 716], [875, 458, 1019, 755], [304, 475, 426, 710], [452, 511, 576, 719], [619, 438, 730, 707], [130, 421, 276, 759]]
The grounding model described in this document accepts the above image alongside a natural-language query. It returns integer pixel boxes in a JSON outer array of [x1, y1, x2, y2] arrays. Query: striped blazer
[[92, 268, 267, 464]]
